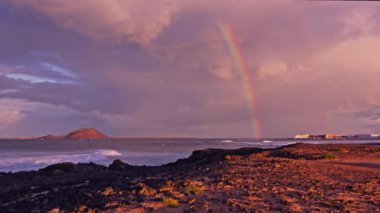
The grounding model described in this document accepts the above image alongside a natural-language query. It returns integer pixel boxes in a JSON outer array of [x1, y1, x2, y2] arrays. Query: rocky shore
[[1, 143, 379, 212]]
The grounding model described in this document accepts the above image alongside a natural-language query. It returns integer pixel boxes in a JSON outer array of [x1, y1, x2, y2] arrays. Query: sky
[[0, 0, 380, 138]]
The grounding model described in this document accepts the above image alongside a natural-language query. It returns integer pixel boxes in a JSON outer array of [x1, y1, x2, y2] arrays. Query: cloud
[[257, 60, 288, 80], [7, 0, 179, 45], [307, 36, 380, 107], [313, 36, 380, 73], [0, 100, 24, 130], [208, 59, 237, 81], [0, 98, 131, 137], [0, 61, 78, 84], [2, 0, 380, 137], [40, 62, 77, 78], [255, 34, 380, 135], [339, 8, 376, 36]]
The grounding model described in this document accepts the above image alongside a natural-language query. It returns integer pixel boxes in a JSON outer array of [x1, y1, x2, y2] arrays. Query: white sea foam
[[0, 149, 122, 172], [94, 149, 122, 156], [221, 140, 234, 143]]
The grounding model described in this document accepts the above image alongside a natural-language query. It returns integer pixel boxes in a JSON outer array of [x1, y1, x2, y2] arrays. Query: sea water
[[0, 139, 378, 172]]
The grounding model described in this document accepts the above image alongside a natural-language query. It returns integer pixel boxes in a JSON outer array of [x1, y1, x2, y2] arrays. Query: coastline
[[1, 143, 379, 212]]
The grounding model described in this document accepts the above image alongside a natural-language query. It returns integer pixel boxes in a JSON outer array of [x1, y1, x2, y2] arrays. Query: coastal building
[[294, 134, 310, 139], [324, 134, 347, 140], [294, 133, 380, 140]]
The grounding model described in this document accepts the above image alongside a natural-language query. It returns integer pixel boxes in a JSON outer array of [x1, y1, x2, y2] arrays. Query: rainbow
[[218, 22, 263, 138]]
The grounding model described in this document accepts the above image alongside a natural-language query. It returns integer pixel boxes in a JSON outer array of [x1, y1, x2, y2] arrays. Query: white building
[[294, 134, 310, 139]]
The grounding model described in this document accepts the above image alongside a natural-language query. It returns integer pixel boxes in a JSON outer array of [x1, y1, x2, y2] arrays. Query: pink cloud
[[8, 0, 179, 44], [2, 0, 380, 137]]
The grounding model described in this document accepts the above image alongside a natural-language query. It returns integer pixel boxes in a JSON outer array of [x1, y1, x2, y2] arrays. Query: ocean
[[0, 139, 378, 172]]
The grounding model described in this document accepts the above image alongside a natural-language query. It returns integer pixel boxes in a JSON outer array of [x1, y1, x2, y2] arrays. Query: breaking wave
[[0, 149, 122, 172], [94, 149, 122, 156]]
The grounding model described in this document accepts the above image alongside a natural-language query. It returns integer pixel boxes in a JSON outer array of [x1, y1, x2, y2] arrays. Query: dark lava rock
[[40, 162, 77, 173], [109, 160, 134, 170], [170, 147, 264, 166]]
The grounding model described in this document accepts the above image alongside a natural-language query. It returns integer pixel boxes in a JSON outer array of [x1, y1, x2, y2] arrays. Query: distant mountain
[[63, 128, 109, 140], [37, 128, 109, 140]]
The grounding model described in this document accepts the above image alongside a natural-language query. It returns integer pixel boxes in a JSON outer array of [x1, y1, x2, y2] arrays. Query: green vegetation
[[321, 153, 337, 160], [184, 185, 204, 195], [162, 197, 179, 208]]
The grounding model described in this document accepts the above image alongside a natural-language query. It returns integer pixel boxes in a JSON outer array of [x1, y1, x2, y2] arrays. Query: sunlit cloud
[[5, 73, 76, 84], [40, 62, 77, 79], [6, 0, 179, 45], [0, 62, 78, 85]]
